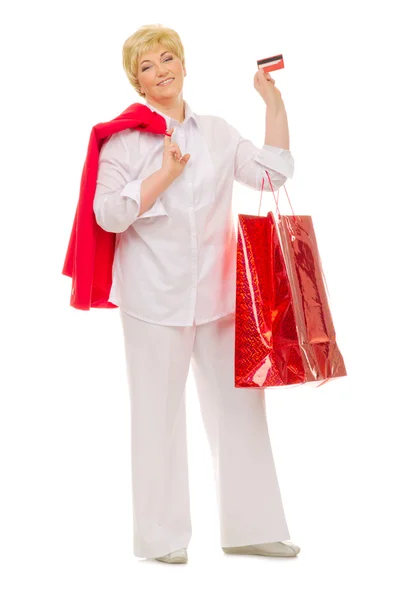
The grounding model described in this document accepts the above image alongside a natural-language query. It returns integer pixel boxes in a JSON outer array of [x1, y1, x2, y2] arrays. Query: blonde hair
[[122, 24, 186, 98]]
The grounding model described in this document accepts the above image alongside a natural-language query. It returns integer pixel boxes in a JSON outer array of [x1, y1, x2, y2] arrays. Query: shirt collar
[[145, 99, 199, 129]]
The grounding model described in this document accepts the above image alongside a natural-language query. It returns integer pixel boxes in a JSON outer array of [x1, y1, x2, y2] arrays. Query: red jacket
[[62, 103, 168, 310]]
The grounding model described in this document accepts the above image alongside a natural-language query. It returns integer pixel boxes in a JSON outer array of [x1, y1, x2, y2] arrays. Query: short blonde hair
[[122, 24, 186, 98]]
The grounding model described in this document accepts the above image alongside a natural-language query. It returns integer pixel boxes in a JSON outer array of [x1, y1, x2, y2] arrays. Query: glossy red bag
[[234, 173, 347, 388]]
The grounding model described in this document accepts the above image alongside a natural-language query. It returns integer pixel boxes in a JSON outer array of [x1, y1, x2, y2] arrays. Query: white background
[[1, 0, 397, 598]]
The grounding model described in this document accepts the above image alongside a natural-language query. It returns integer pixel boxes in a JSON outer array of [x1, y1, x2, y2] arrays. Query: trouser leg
[[191, 312, 290, 547], [119, 310, 195, 558]]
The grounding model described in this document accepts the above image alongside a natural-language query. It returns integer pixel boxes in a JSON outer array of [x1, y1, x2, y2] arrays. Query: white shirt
[[93, 99, 294, 326]]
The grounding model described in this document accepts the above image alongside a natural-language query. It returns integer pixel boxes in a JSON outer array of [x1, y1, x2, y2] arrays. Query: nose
[[155, 64, 169, 78]]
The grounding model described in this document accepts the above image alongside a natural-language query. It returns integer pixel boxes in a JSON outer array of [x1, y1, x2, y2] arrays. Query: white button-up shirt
[[93, 99, 294, 326]]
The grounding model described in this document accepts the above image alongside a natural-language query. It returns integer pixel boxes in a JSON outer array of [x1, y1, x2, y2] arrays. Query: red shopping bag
[[234, 172, 347, 388]]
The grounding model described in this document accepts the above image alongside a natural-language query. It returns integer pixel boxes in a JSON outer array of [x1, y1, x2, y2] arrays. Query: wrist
[[265, 99, 286, 116]]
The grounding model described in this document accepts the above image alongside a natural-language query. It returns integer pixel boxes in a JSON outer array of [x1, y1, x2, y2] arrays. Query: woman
[[93, 24, 299, 564]]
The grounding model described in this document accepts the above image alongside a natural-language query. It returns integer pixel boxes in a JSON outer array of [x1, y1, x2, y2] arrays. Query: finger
[[164, 127, 174, 143], [258, 68, 273, 82], [255, 69, 267, 84], [167, 143, 182, 158], [169, 146, 182, 160], [179, 153, 191, 164]]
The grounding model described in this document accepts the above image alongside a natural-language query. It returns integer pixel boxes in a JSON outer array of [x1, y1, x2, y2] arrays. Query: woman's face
[[137, 44, 186, 103]]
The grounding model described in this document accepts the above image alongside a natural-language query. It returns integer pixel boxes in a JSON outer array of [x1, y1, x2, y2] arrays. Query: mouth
[[157, 78, 175, 87]]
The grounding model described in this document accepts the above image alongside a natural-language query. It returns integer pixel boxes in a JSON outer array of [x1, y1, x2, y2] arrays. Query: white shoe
[[155, 548, 188, 564], [222, 540, 300, 557]]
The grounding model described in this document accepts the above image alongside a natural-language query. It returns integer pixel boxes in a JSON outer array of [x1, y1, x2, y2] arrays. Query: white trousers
[[119, 310, 290, 558]]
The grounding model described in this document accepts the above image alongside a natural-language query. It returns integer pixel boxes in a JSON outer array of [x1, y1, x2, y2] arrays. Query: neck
[[145, 96, 185, 124]]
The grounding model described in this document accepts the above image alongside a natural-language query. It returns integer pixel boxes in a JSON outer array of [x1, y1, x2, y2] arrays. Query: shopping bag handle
[[259, 171, 297, 223], [260, 170, 330, 299]]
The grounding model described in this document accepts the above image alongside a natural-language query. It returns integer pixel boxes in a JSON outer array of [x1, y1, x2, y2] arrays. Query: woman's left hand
[[254, 68, 284, 110]]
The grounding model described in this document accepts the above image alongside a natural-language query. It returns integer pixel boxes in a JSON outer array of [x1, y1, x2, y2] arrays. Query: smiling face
[[137, 43, 186, 104]]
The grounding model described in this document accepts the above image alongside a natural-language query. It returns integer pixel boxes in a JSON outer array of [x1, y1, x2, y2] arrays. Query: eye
[[142, 56, 173, 72]]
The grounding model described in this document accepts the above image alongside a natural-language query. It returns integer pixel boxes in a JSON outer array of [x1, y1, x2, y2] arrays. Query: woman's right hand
[[162, 128, 191, 180]]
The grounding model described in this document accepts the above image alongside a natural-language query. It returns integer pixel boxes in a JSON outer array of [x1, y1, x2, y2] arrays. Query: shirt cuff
[[121, 180, 169, 219], [253, 145, 295, 179]]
